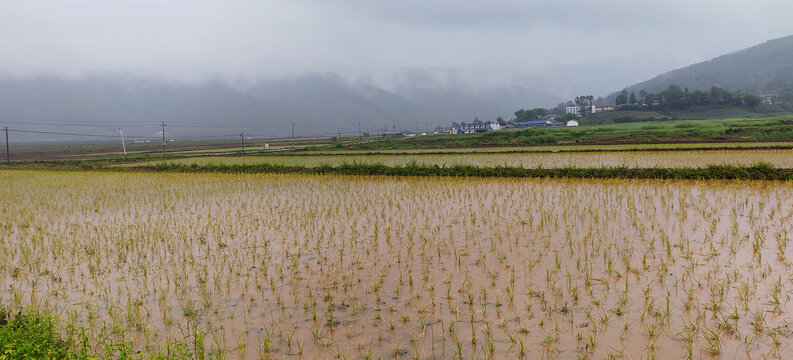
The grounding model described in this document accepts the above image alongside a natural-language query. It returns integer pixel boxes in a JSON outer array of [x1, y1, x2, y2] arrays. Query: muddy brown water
[[1, 171, 792, 359]]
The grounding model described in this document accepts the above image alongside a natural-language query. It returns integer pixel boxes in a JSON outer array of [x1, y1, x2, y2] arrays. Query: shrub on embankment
[[141, 161, 791, 180]]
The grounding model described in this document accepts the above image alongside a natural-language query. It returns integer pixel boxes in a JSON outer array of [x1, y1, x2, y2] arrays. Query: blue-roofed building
[[510, 119, 565, 128], [513, 120, 549, 127]]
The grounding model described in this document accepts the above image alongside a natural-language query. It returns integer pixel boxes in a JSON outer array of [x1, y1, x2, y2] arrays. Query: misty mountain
[[0, 73, 565, 141], [476, 86, 566, 114], [245, 74, 434, 133], [247, 74, 564, 130], [621, 34, 793, 95], [518, 53, 690, 99], [396, 87, 504, 123], [388, 67, 564, 120], [394, 85, 562, 122], [0, 75, 314, 140]]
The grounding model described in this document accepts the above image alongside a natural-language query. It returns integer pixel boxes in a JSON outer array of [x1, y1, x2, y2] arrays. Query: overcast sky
[[1, 0, 791, 92]]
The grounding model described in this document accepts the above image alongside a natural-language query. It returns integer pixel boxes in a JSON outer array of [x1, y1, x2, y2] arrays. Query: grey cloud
[[0, 0, 791, 94], [335, 1, 673, 29]]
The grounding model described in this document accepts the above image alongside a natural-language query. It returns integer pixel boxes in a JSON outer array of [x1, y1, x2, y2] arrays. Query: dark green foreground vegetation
[[143, 161, 791, 180], [0, 307, 207, 359], [0, 308, 81, 359]]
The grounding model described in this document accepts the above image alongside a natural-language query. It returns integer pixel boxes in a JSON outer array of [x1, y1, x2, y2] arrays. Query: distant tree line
[[513, 108, 547, 122], [768, 84, 793, 110], [453, 82, 793, 130], [574, 95, 595, 117], [514, 96, 593, 122], [616, 85, 763, 109]]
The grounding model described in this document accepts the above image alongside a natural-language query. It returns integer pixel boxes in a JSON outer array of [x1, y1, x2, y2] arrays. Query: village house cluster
[[445, 115, 579, 135], [564, 105, 615, 116], [434, 102, 622, 136]]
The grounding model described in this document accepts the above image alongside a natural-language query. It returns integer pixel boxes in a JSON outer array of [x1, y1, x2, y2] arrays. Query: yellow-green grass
[[128, 148, 793, 169], [301, 141, 793, 154]]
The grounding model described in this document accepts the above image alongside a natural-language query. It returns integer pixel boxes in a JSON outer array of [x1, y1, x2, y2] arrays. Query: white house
[[489, 123, 503, 131], [566, 120, 579, 127], [565, 105, 596, 116]]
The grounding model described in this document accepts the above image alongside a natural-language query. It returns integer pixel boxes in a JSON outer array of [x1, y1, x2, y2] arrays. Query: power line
[[0, 116, 301, 129], [6, 127, 426, 139], [1, 116, 439, 148], [7, 129, 157, 139], [3, 127, 9, 165], [170, 134, 242, 139], [6, 128, 260, 141], [166, 123, 276, 129], [0, 117, 153, 127], [0, 116, 393, 135], [167, 120, 298, 128], [0, 119, 281, 129], [161, 121, 166, 155]]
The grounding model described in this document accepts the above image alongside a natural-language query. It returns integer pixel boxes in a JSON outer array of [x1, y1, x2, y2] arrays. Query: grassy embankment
[[5, 116, 793, 171], [138, 161, 790, 180], [583, 105, 773, 124], [270, 115, 793, 150], [5, 115, 793, 164], [350, 116, 793, 150], [17, 142, 793, 171]]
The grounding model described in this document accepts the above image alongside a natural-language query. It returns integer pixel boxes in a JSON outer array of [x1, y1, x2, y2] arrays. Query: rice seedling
[[1, 170, 792, 358], [702, 327, 721, 356], [751, 308, 766, 332]]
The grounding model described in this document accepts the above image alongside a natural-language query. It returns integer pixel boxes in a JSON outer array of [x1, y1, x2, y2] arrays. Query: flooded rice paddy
[[1, 171, 793, 359], [149, 149, 793, 169]]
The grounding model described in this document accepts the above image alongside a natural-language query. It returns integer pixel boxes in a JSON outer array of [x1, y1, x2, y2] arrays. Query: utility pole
[[117, 128, 128, 160], [338, 130, 342, 144], [291, 121, 295, 148], [240, 133, 245, 155], [3, 127, 9, 166], [161, 121, 166, 155], [358, 122, 361, 141], [416, 121, 419, 134]]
